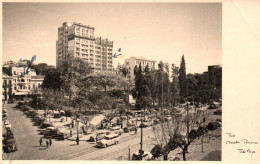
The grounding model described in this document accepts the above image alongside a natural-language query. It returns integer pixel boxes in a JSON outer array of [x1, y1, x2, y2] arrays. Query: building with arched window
[[2, 66, 45, 101]]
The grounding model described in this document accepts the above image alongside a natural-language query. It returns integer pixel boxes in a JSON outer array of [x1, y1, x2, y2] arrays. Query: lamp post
[[76, 118, 79, 145], [139, 106, 145, 160], [186, 103, 190, 143]]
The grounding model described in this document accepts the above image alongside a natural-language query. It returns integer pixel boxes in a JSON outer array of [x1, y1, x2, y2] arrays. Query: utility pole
[[186, 103, 190, 143], [201, 135, 204, 152], [128, 145, 131, 160], [162, 80, 163, 109], [139, 106, 145, 160]]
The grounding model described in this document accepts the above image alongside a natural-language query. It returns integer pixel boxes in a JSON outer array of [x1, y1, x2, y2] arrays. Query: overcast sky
[[3, 3, 222, 73]]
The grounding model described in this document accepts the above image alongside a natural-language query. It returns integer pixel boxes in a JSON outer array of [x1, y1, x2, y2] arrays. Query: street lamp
[[186, 103, 190, 143], [76, 118, 80, 145], [139, 108, 145, 160]]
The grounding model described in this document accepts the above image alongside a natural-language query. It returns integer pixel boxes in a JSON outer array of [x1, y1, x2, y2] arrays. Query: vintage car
[[132, 151, 153, 160], [40, 127, 58, 134], [25, 110, 38, 118], [40, 121, 53, 129], [123, 125, 137, 133], [3, 143, 18, 153], [96, 133, 120, 148], [2, 113, 8, 119], [214, 110, 222, 115], [3, 133, 14, 140], [4, 120, 10, 125], [109, 126, 123, 135], [88, 130, 109, 142], [206, 121, 221, 131], [3, 138, 16, 145], [43, 129, 67, 140]]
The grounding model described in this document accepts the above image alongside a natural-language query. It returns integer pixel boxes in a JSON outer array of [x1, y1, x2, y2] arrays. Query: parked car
[[89, 130, 109, 142], [123, 125, 136, 133], [40, 121, 53, 129], [35, 117, 46, 126], [96, 133, 120, 148], [40, 127, 58, 134], [216, 119, 222, 122], [214, 110, 222, 115], [3, 138, 16, 145], [109, 126, 123, 135], [139, 122, 150, 128], [3, 143, 18, 153], [4, 120, 10, 125], [132, 151, 153, 160], [25, 110, 38, 118], [2, 113, 8, 119], [3, 133, 14, 140], [207, 121, 221, 131], [44, 129, 67, 140]]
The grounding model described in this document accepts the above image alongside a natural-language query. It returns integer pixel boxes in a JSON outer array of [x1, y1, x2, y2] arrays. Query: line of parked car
[[16, 102, 68, 140], [2, 104, 18, 153]]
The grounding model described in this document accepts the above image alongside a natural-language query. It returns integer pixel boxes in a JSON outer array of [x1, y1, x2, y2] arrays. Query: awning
[[89, 114, 105, 126]]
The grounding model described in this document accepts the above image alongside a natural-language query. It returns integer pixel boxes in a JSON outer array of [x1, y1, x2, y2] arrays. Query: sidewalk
[[185, 137, 221, 161]]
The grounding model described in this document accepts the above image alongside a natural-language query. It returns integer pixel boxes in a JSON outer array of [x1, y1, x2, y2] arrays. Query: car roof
[[105, 133, 119, 138], [46, 127, 57, 130]]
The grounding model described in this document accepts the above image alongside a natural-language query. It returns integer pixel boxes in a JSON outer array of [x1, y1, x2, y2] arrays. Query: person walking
[[135, 127, 137, 134], [39, 138, 42, 147], [49, 138, 52, 147], [46, 139, 49, 148]]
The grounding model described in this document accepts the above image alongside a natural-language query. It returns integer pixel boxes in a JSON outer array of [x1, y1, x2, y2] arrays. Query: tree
[[59, 56, 92, 102], [41, 69, 63, 90], [152, 106, 204, 161], [170, 64, 180, 106], [122, 67, 129, 78], [186, 74, 198, 97], [144, 64, 150, 74], [83, 71, 129, 92], [179, 55, 187, 98], [152, 111, 184, 160]]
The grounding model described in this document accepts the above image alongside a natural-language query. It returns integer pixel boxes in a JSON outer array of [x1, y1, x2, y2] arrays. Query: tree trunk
[[182, 146, 187, 161], [163, 154, 168, 161], [182, 149, 186, 161]]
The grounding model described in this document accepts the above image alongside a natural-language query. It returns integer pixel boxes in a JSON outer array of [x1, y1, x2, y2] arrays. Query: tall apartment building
[[124, 56, 156, 83], [56, 22, 113, 71]]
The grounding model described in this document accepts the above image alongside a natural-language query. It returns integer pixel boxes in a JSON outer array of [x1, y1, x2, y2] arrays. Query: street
[[4, 103, 155, 160]]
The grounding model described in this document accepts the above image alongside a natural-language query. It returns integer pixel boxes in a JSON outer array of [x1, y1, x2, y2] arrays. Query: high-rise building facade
[[56, 22, 113, 71]]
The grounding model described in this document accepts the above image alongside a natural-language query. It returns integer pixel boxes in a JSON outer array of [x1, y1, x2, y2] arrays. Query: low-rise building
[[2, 66, 44, 101], [123, 56, 156, 83]]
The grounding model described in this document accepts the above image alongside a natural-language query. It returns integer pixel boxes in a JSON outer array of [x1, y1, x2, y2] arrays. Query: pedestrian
[[135, 127, 137, 134], [76, 137, 79, 145], [46, 140, 49, 148], [39, 138, 42, 147], [49, 138, 52, 147], [70, 129, 72, 137]]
